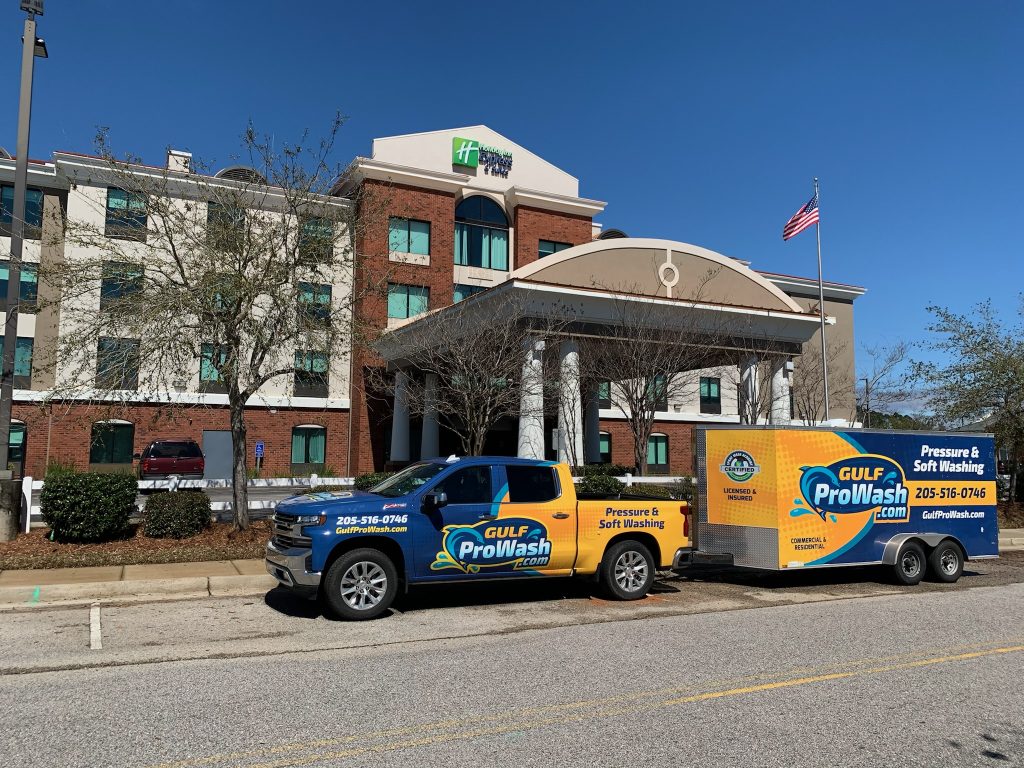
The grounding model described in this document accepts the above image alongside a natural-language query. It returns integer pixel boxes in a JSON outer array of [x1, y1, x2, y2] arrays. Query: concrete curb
[[208, 574, 278, 597]]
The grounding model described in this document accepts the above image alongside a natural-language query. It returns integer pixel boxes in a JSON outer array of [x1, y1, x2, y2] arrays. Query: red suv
[[137, 440, 205, 480]]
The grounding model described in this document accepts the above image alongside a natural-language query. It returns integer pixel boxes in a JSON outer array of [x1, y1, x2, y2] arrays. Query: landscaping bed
[[998, 502, 1024, 529], [0, 520, 272, 570]]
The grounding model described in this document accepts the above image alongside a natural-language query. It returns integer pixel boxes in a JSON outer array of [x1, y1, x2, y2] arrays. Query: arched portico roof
[[510, 238, 804, 314]]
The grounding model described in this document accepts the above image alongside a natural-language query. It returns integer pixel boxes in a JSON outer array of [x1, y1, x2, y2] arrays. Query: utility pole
[[0, 1, 47, 540], [0, 1, 47, 479]]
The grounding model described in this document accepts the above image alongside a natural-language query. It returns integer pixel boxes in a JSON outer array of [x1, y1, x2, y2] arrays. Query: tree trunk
[[229, 397, 250, 531]]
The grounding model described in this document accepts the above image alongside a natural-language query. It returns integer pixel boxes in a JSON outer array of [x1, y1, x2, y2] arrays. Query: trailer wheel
[[927, 540, 964, 583], [322, 548, 398, 620], [892, 541, 926, 586], [600, 540, 655, 600]]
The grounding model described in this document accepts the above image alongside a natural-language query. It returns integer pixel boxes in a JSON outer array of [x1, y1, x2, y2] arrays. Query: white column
[[557, 340, 585, 467], [584, 381, 601, 464], [420, 372, 440, 459], [517, 337, 545, 460], [770, 357, 791, 425], [390, 370, 410, 463], [740, 355, 759, 424]]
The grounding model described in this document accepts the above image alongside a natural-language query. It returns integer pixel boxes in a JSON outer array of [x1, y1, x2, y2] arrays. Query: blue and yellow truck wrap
[[696, 426, 998, 576]]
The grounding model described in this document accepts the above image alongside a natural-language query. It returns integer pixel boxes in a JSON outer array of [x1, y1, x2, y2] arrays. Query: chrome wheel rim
[[940, 549, 959, 575], [614, 551, 648, 593], [900, 551, 921, 578], [340, 561, 388, 610]]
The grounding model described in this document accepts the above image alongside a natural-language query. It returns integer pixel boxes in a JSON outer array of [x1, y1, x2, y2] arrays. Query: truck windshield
[[371, 462, 447, 498]]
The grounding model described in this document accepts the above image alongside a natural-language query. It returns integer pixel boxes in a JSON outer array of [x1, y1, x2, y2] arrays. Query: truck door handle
[[552, 512, 570, 519]]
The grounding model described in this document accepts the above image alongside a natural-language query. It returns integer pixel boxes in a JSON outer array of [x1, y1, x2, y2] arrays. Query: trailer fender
[[881, 533, 964, 565]]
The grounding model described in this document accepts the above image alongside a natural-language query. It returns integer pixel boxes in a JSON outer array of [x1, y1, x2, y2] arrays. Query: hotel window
[[207, 202, 247, 250], [100, 261, 143, 310], [388, 217, 430, 256], [199, 343, 229, 393], [299, 217, 334, 262], [454, 196, 508, 271], [597, 381, 611, 409], [647, 433, 669, 475], [700, 377, 722, 415], [291, 425, 326, 466], [647, 374, 668, 412], [298, 282, 332, 324], [599, 432, 612, 464], [538, 239, 571, 259], [96, 337, 140, 390], [89, 421, 135, 465], [0, 261, 38, 311], [0, 185, 44, 237], [294, 351, 329, 397], [387, 283, 429, 319], [13, 337, 32, 389], [453, 283, 486, 303], [105, 188, 148, 240]]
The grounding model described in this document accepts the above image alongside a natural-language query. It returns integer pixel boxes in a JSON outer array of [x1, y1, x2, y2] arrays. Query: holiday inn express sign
[[452, 137, 513, 177]]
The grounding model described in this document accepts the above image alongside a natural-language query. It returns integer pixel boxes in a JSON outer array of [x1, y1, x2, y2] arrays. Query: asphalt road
[[2, 558, 1023, 767]]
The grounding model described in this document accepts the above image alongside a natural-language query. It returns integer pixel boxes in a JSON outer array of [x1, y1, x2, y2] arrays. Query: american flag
[[782, 194, 819, 240]]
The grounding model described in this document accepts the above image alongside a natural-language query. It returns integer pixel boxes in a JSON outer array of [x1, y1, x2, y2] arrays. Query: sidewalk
[[1002, 528, 1024, 549], [0, 559, 275, 609]]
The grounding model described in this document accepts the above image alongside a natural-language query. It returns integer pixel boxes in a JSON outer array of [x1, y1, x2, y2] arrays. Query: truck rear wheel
[[600, 540, 655, 600], [322, 548, 398, 620], [927, 540, 964, 583], [892, 541, 926, 586]]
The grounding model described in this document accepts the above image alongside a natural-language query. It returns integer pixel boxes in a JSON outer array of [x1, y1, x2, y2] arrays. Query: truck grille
[[273, 533, 312, 549]]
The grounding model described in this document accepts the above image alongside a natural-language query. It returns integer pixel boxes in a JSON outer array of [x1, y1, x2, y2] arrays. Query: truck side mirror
[[424, 491, 448, 510]]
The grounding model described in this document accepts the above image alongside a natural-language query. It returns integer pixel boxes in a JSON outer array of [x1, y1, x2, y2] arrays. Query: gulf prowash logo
[[430, 517, 551, 573], [796, 456, 909, 523], [452, 137, 479, 168], [720, 450, 760, 483]]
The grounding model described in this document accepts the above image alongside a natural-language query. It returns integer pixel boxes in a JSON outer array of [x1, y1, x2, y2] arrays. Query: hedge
[[354, 471, 394, 491], [580, 464, 634, 478], [576, 474, 624, 499], [41, 472, 137, 543], [143, 491, 212, 539]]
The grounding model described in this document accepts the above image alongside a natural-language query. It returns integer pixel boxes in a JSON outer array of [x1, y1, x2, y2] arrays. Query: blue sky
[[2, 1, 1021, 371]]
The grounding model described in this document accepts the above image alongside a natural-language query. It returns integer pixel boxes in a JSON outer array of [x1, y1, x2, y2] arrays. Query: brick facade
[[12, 402, 350, 479], [513, 205, 593, 270], [598, 418, 696, 476]]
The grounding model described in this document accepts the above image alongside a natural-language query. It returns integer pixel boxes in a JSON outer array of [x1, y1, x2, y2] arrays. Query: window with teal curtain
[[299, 217, 333, 261], [105, 188, 147, 239], [599, 432, 612, 464], [13, 337, 32, 386], [1, 186, 44, 231], [298, 281, 331, 322], [89, 422, 135, 464], [8, 423, 25, 466], [387, 284, 429, 319], [647, 374, 668, 411], [100, 261, 143, 309], [700, 376, 722, 414], [597, 381, 611, 408], [200, 344, 228, 382], [538, 240, 571, 259], [389, 217, 430, 255], [453, 284, 485, 303], [454, 196, 509, 271], [294, 351, 329, 396], [291, 426, 326, 464], [647, 434, 669, 471], [0, 261, 39, 309]]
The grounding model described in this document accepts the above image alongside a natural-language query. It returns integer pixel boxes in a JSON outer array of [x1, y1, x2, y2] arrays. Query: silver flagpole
[[814, 177, 830, 423]]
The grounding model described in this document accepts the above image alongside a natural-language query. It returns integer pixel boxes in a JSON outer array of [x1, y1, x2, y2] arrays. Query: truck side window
[[434, 466, 492, 505], [505, 466, 559, 503]]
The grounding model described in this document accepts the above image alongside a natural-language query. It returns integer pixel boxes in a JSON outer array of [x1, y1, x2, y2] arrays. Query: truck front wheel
[[322, 548, 398, 620], [600, 540, 655, 600]]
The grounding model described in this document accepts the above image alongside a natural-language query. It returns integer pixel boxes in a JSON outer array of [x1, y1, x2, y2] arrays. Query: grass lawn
[[0, 520, 272, 570]]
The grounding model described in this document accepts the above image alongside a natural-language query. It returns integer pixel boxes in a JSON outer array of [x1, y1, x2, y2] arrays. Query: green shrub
[[621, 483, 675, 500], [41, 472, 137, 543], [308, 485, 354, 494], [354, 471, 394, 491], [670, 476, 697, 503], [581, 464, 633, 478], [143, 491, 212, 539], [44, 458, 78, 478], [576, 474, 624, 499]]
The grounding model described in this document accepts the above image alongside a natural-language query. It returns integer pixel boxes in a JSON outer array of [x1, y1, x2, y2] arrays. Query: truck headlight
[[296, 514, 326, 525]]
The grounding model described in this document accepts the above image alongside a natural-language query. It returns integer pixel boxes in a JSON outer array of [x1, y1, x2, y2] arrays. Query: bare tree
[[44, 118, 380, 530], [790, 337, 855, 425], [372, 290, 569, 458], [857, 341, 910, 426]]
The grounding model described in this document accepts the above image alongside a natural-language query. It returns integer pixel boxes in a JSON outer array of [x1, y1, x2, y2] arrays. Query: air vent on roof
[[0, 147, 11, 160], [214, 166, 267, 184], [598, 228, 628, 240]]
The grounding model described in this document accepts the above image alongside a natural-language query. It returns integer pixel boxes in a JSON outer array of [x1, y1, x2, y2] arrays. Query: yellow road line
[[145, 639, 1024, 768]]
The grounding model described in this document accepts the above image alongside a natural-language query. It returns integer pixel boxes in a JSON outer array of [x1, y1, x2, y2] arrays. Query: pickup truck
[[266, 456, 688, 619]]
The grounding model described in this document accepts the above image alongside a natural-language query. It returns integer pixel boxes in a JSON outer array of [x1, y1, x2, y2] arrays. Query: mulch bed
[[0, 520, 272, 571], [999, 503, 1024, 529]]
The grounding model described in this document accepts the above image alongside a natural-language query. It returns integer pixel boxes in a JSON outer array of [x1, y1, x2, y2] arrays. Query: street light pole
[[861, 376, 871, 428], [0, 1, 46, 477]]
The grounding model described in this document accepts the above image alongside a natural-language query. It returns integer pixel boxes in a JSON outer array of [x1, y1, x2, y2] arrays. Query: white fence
[[21, 472, 692, 533]]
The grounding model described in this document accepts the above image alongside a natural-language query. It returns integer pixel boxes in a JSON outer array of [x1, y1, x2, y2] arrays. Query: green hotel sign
[[452, 137, 513, 177]]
